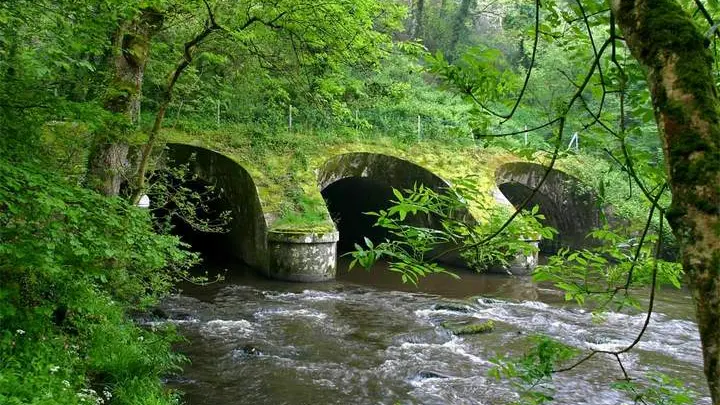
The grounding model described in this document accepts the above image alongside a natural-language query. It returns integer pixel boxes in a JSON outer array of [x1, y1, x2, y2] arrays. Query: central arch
[[494, 162, 603, 253], [318, 152, 462, 262]]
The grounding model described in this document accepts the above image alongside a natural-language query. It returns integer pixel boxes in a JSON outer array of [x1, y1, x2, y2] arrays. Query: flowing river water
[[157, 258, 710, 404]]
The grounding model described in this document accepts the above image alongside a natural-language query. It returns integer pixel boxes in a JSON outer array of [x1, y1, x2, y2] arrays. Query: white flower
[[77, 388, 103, 404], [103, 390, 112, 399], [49, 365, 60, 373], [15, 329, 25, 335], [137, 336, 144, 342], [62, 380, 71, 388]]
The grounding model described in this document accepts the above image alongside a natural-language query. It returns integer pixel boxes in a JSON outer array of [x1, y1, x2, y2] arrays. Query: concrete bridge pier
[[266, 230, 339, 282]]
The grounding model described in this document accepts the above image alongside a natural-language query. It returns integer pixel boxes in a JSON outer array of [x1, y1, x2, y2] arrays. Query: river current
[[158, 259, 710, 404]]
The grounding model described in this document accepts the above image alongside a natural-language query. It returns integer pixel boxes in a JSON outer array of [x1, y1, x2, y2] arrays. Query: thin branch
[[576, 0, 608, 127], [566, 8, 610, 24], [622, 183, 666, 290], [431, 39, 613, 260], [694, 0, 720, 40], [554, 206, 665, 374], [470, 0, 540, 122], [473, 117, 561, 138]]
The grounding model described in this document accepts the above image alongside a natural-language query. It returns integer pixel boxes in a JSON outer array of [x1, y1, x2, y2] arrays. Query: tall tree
[[412, 0, 425, 39], [613, 1, 720, 402], [87, 8, 164, 196], [448, 0, 476, 59]]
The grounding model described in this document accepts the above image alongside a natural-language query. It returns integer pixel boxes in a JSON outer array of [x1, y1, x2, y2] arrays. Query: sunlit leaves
[[349, 176, 554, 283], [489, 335, 580, 405], [533, 226, 683, 309], [0, 159, 199, 316]]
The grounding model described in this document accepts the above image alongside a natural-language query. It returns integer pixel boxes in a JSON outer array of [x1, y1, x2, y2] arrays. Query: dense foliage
[[0, 158, 196, 404], [2, 0, 720, 403]]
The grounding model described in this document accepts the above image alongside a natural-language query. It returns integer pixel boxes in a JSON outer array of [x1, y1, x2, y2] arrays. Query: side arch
[[165, 143, 268, 269], [495, 162, 603, 253]]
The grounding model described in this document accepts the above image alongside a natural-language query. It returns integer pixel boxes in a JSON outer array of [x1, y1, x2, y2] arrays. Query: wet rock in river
[[432, 302, 473, 313], [393, 330, 449, 345], [417, 370, 451, 379], [467, 296, 504, 306], [234, 344, 263, 358], [441, 319, 495, 335]]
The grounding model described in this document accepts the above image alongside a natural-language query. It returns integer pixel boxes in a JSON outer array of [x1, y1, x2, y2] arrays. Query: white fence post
[[417, 115, 421, 140], [288, 104, 293, 131], [216, 100, 221, 125]]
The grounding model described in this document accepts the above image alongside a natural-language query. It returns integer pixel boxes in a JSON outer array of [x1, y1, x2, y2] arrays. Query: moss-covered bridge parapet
[[164, 132, 622, 282]]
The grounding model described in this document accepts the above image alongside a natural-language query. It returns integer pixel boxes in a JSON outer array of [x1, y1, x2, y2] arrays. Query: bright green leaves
[[426, 48, 518, 132], [612, 372, 697, 405], [0, 159, 198, 318], [533, 226, 683, 309], [348, 176, 554, 284], [489, 335, 696, 404], [0, 156, 195, 404], [489, 335, 580, 405]]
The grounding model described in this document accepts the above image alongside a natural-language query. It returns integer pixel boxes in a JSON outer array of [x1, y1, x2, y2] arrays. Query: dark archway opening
[[321, 177, 396, 253], [155, 178, 234, 264], [497, 182, 564, 254]]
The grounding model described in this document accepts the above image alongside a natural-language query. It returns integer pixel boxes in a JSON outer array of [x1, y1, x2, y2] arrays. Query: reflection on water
[[158, 258, 709, 405]]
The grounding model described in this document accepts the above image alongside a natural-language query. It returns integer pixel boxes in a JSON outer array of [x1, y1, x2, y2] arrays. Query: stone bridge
[[165, 143, 605, 282], [495, 162, 604, 253]]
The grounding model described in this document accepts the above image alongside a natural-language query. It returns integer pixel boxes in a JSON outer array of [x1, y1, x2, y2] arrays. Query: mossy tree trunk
[[412, 0, 425, 39], [613, 1, 720, 402], [447, 0, 475, 61], [87, 9, 163, 196]]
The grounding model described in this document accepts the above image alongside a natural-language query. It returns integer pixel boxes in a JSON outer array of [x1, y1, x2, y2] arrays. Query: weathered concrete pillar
[[266, 230, 340, 282]]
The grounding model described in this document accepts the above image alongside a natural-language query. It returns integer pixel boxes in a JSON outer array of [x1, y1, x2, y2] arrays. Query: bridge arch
[[494, 162, 602, 253], [318, 152, 452, 254], [165, 143, 268, 269]]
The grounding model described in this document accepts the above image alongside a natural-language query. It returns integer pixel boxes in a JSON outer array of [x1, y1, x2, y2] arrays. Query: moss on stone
[[162, 126, 653, 236], [441, 319, 495, 335]]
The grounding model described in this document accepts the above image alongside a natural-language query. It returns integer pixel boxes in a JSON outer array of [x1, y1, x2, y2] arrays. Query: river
[[157, 258, 710, 404]]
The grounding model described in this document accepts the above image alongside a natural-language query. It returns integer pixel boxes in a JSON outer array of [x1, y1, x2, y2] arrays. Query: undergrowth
[[0, 159, 195, 404]]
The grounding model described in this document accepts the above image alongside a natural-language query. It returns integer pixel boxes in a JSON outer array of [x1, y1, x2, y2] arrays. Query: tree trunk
[[613, 1, 720, 402], [87, 8, 163, 196], [412, 0, 425, 39], [447, 0, 475, 61]]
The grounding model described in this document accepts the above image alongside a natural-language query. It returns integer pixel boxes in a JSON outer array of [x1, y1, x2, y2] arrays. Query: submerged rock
[[392, 330, 449, 346], [417, 370, 451, 379], [441, 319, 495, 335], [467, 296, 504, 306], [432, 302, 472, 313], [234, 344, 263, 357]]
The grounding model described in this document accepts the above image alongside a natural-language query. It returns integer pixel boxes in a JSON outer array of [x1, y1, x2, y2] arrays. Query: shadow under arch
[[317, 152, 458, 259], [165, 143, 268, 269], [494, 162, 603, 253]]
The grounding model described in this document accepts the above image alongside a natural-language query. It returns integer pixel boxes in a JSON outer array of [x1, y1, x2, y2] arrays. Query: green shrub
[[0, 159, 195, 404]]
